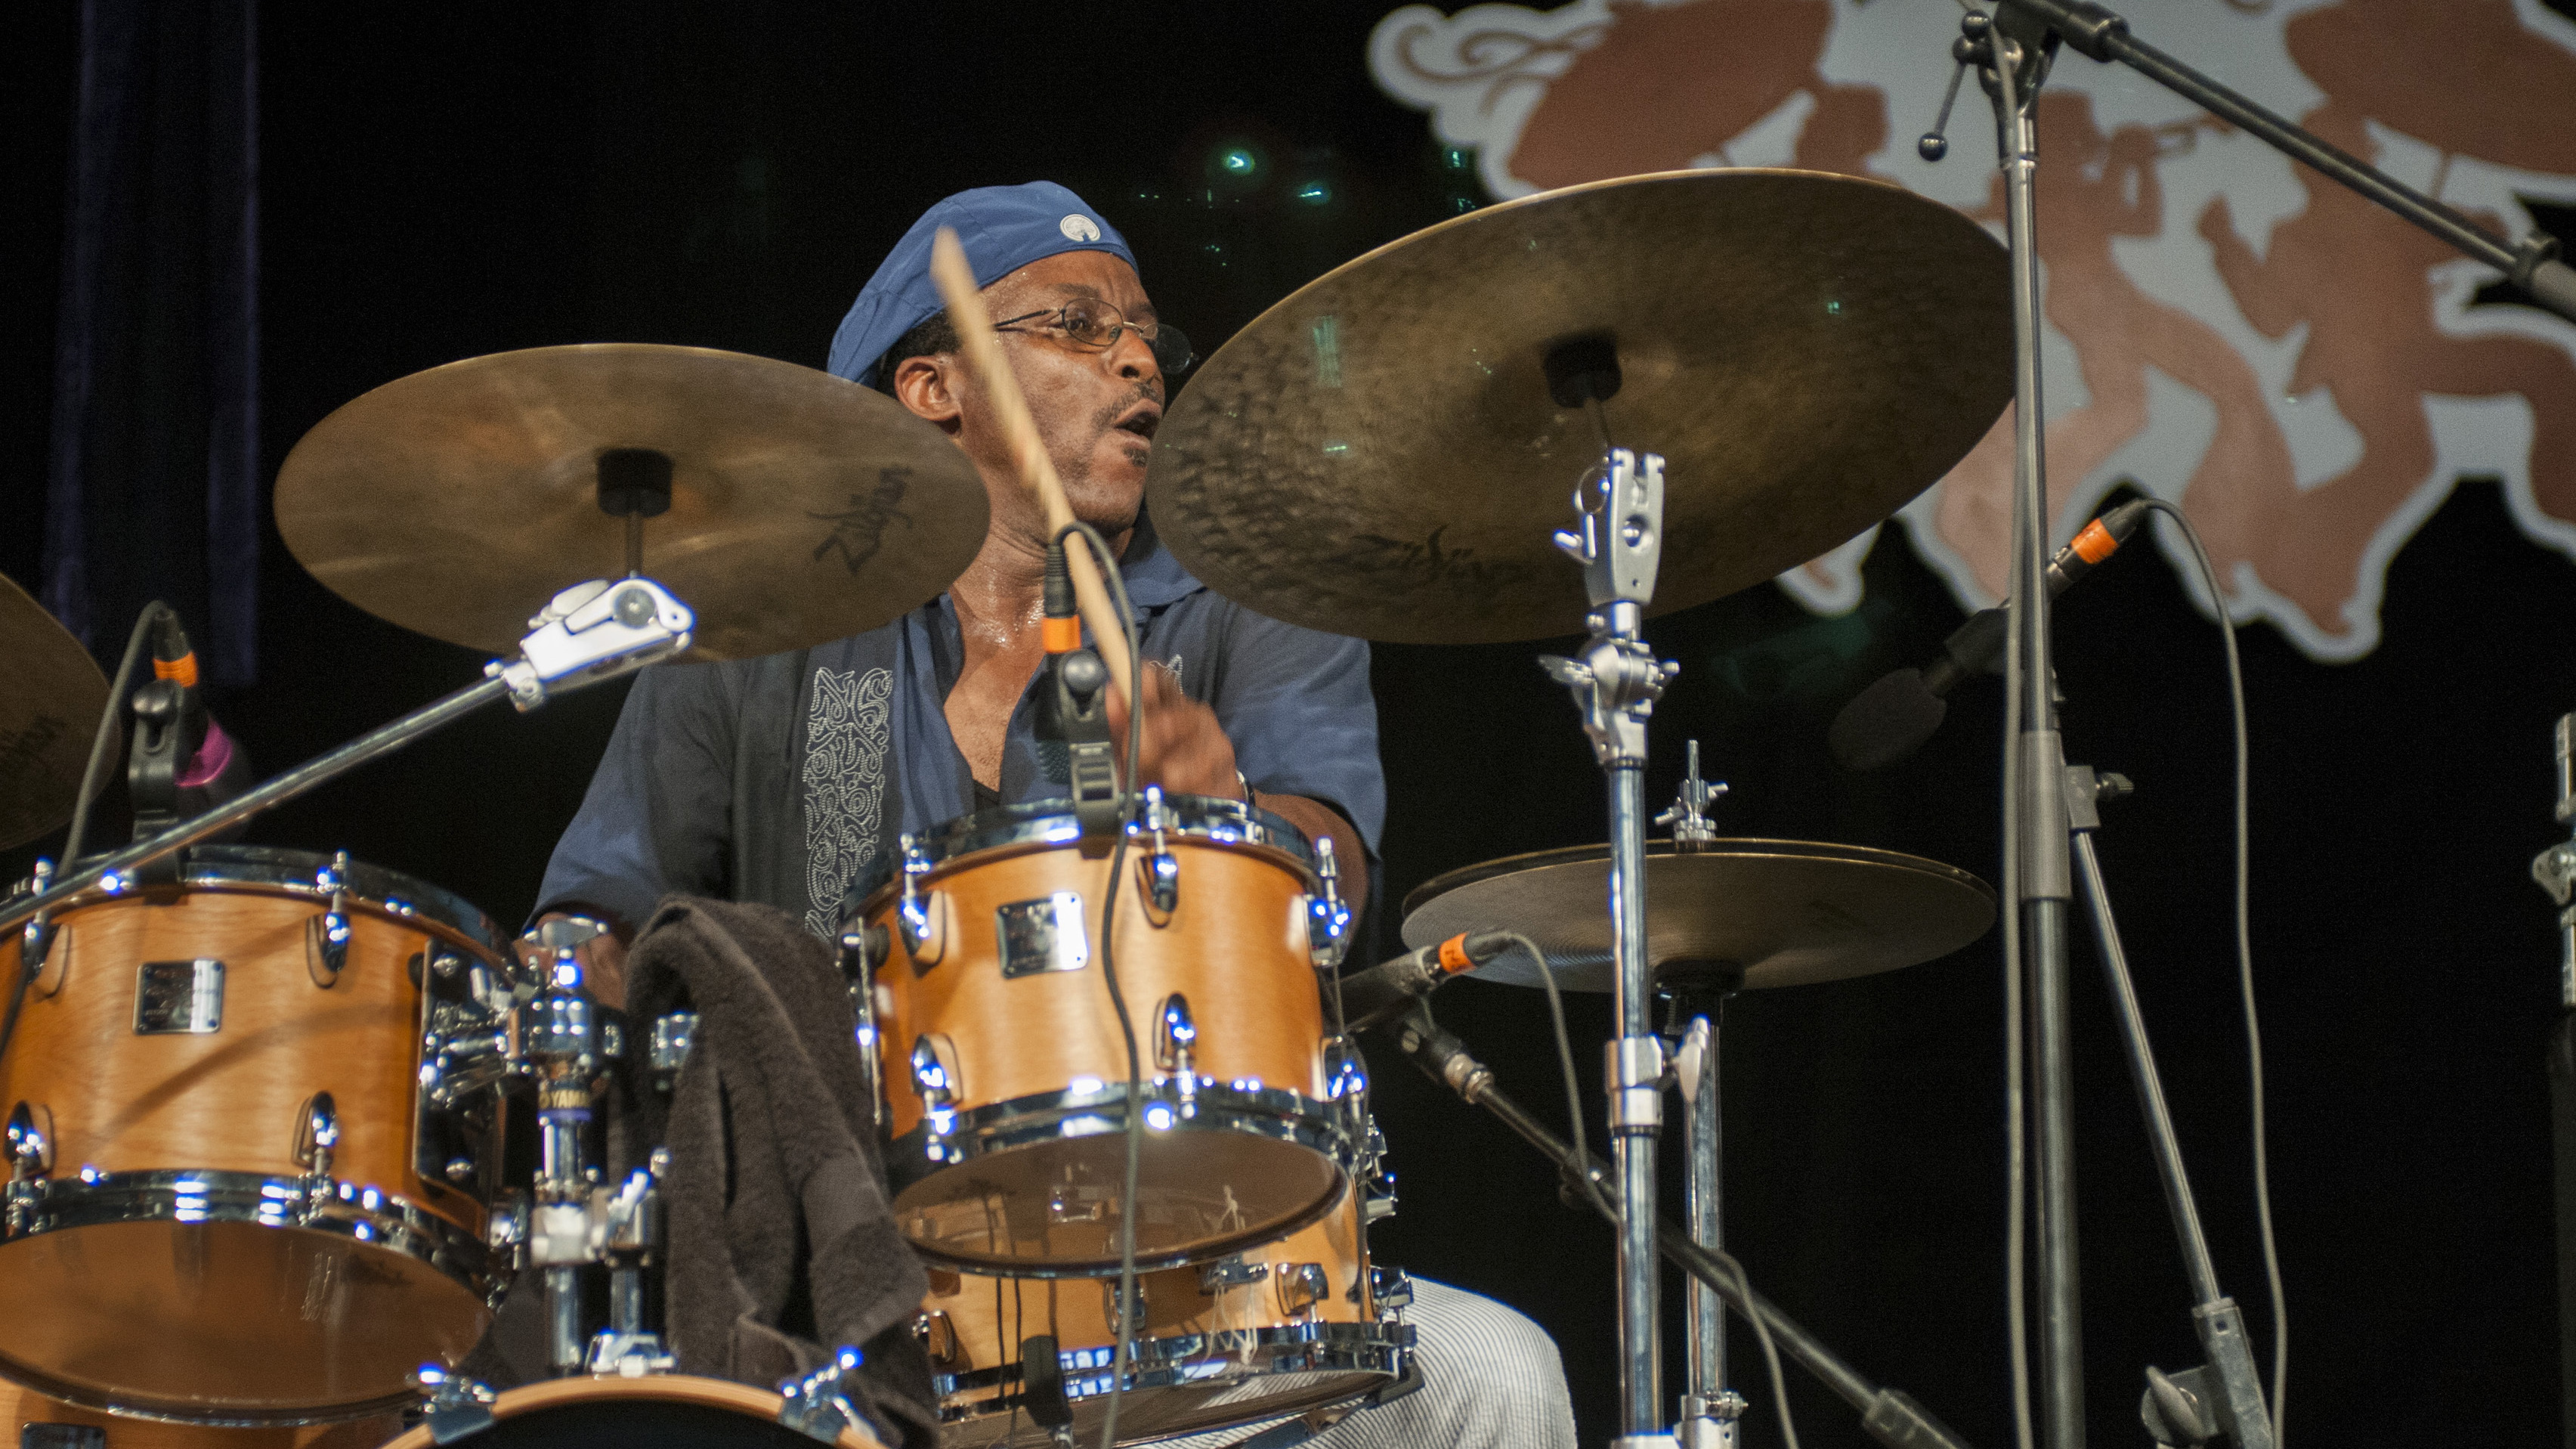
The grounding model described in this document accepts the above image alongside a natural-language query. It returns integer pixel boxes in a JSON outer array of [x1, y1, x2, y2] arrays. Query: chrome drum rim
[[936, 1321, 1414, 1436]]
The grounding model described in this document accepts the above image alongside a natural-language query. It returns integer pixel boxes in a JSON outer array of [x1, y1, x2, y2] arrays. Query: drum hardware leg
[[586, 1163, 676, 1377], [1390, 1008, 1982, 1449], [1307, 838, 1353, 972], [1665, 979, 1742, 1449], [2055, 766, 2274, 1449], [521, 947, 611, 1376], [0, 577, 694, 943], [1542, 438, 1678, 1445], [306, 850, 354, 986], [413, 1365, 499, 1444], [777, 1346, 878, 1446]]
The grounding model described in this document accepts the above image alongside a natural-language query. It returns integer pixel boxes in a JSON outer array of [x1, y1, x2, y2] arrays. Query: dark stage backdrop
[[8, 4, 2576, 1445]]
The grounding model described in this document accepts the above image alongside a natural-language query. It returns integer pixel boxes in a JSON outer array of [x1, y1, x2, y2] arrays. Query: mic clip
[[126, 677, 208, 882], [1049, 647, 1120, 838]]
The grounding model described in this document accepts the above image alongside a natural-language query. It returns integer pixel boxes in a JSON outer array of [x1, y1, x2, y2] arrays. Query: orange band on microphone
[[1436, 934, 1477, 974], [1041, 616, 1082, 653], [153, 652, 199, 687], [2070, 519, 2121, 565]]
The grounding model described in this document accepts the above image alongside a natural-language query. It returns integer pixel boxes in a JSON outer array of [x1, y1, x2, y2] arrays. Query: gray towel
[[624, 895, 936, 1447]]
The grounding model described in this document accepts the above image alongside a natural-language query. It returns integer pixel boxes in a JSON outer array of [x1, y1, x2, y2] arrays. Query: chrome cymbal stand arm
[[1543, 447, 1680, 1445], [2065, 769, 2273, 1449], [0, 577, 693, 940]]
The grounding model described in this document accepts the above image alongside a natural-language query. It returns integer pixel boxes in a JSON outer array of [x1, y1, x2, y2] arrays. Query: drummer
[[530, 181, 1576, 1449]]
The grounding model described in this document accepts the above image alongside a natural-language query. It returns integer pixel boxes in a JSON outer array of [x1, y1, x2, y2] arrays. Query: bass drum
[[373, 1376, 886, 1449], [0, 1379, 396, 1449], [922, 1189, 1412, 1447], [0, 845, 521, 1424]]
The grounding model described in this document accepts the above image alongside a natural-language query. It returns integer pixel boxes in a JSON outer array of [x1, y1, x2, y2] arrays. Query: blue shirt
[[535, 522, 1383, 937]]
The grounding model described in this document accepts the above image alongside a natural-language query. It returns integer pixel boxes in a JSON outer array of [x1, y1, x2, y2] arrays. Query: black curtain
[[43, 0, 259, 687]]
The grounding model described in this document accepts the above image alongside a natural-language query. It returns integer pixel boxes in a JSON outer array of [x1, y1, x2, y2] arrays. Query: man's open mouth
[[1113, 403, 1161, 441]]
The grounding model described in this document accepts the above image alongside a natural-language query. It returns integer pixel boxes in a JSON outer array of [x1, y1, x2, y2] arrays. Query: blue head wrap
[[827, 181, 1138, 389]]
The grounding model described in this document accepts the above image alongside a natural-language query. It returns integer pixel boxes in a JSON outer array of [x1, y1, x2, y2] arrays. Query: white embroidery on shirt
[[803, 664, 892, 937]]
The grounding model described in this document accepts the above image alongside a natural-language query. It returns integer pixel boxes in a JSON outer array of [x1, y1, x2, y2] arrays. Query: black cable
[[0, 601, 165, 1073], [2138, 496, 2282, 1445], [1055, 521, 1146, 1449]]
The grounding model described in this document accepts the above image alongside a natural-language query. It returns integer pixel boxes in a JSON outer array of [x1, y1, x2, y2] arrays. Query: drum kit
[[2, 165, 2027, 1449]]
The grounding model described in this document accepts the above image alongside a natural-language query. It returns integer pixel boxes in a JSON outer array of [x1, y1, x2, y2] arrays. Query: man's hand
[[1100, 662, 1240, 799], [1099, 665, 1369, 912], [518, 909, 632, 1011]]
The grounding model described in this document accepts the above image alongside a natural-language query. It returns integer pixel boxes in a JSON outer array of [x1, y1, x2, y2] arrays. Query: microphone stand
[[1939, 18, 2091, 1447], [1990, 0, 2576, 324], [1, 576, 694, 940], [1390, 1007, 1978, 1449]]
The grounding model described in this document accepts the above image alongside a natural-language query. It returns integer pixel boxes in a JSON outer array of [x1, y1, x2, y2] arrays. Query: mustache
[[1092, 382, 1165, 435]]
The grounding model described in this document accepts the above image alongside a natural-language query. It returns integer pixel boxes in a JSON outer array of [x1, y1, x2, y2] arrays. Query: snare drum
[[373, 1375, 887, 1449], [852, 796, 1350, 1274], [0, 845, 521, 1424], [922, 1189, 1412, 1448]]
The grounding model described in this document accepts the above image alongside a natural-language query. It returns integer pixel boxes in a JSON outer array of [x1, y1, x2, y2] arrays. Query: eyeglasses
[[992, 296, 1195, 376]]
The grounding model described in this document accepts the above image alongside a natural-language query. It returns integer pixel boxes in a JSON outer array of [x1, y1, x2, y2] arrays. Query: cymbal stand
[[522, 946, 612, 1375], [0, 576, 695, 940], [1656, 745, 1743, 1449], [1393, 1007, 1977, 1449], [2062, 768, 2272, 1449], [1541, 443, 1680, 1445]]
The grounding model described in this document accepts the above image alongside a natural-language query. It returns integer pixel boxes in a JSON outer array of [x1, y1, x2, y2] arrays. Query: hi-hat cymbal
[[1401, 839, 1995, 992], [276, 344, 990, 661], [0, 574, 112, 851], [1147, 169, 2012, 644]]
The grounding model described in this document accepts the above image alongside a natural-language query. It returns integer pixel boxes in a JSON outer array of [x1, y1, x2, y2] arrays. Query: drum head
[[0, 1220, 490, 1423], [377, 1376, 884, 1449], [894, 1123, 1344, 1274]]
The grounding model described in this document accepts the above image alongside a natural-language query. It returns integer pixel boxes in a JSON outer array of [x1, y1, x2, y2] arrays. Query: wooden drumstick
[[926, 227, 1137, 704]]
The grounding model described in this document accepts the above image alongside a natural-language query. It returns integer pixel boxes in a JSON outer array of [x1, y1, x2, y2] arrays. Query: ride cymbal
[[0, 574, 111, 851], [1147, 169, 2012, 643], [276, 344, 989, 661], [1400, 839, 1995, 992]]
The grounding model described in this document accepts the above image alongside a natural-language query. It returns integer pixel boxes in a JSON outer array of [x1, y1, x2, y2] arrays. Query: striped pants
[[1163, 1279, 1577, 1449]]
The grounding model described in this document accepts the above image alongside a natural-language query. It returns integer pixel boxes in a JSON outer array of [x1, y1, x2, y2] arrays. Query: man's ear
[[889, 355, 963, 430]]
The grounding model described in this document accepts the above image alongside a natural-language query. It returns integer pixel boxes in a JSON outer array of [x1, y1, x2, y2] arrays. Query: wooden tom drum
[[373, 1375, 887, 1449], [0, 845, 521, 1424], [853, 797, 1352, 1274], [920, 1188, 1412, 1447]]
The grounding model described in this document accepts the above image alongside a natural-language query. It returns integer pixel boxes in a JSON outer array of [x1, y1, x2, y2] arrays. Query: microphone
[[128, 611, 252, 844], [1334, 930, 1517, 1033], [1032, 537, 1118, 835], [1829, 499, 2150, 772]]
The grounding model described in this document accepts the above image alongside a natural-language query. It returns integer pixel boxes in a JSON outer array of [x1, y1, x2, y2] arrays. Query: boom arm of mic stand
[[1993, 0, 2576, 324], [1, 577, 694, 938], [1391, 1008, 1978, 1449]]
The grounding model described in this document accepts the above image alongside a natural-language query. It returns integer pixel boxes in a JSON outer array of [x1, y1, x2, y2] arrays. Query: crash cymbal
[[1400, 839, 1995, 992], [0, 574, 112, 851], [1146, 169, 2012, 643], [276, 344, 989, 661]]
